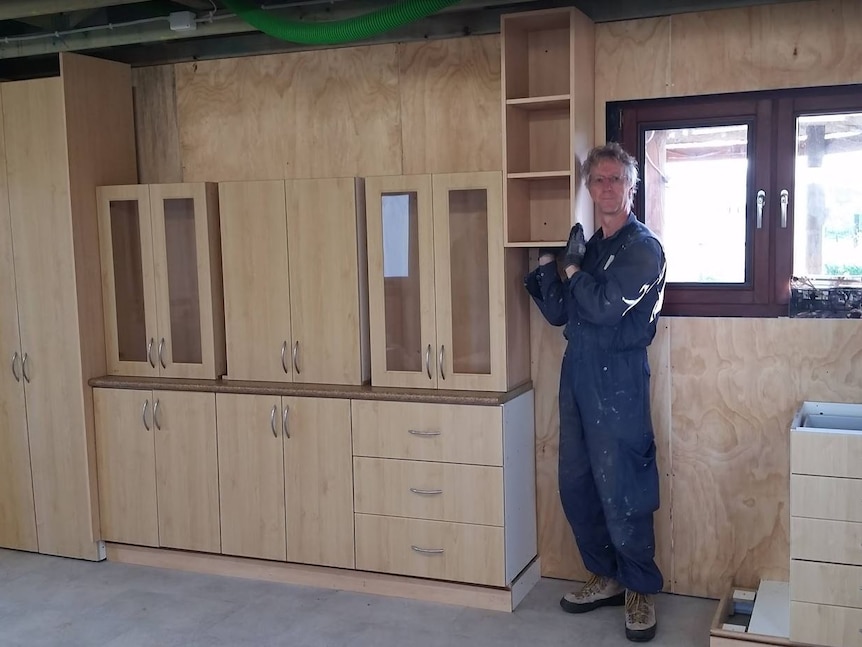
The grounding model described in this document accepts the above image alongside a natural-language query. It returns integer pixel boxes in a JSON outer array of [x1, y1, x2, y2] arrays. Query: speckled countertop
[[89, 375, 533, 406]]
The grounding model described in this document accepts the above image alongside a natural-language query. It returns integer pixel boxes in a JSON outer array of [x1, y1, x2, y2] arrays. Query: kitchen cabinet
[[94, 388, 220, 553], [500, 6, 595, 246], [351, 392, 536, 587], [216, 393, 355, 568], [790, 402, 862, 647], [365, 171, 529, 391], [0, 53, 137, 560], [218, 178, 369, 385], [97, 182, 225, 379]]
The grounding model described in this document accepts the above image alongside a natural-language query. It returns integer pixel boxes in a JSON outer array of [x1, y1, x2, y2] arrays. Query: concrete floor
[[0, 548, 717, 646]]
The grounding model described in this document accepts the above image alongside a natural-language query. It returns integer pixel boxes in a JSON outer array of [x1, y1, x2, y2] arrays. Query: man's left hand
[[563, 223, 586, 269]]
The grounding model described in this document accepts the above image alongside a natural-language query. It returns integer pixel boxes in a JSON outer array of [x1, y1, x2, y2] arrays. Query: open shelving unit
[[501, 7, 595, 247]]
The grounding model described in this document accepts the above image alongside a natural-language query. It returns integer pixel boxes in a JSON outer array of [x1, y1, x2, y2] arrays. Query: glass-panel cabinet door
[[97, 185, 159, 376], [365, 175, 437, 388], [149, 183, 218, 379], [432, 172, 506, 391]]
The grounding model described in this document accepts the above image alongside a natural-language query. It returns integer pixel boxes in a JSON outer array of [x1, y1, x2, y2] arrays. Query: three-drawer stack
[[351, 391, 536, 588], [790, 401, 862, 647]]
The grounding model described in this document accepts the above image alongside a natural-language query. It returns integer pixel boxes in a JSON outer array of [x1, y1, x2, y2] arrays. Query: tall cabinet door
[[365, 175, 438, 388], [153, 390, 220, 552], [0, 89, 37, 552], [149, 183, 219, 379], [93, 388, 159, 547], [286, 178, 366, 385], [283, 397, 354, 568], [3, 78, 97, 558], [432, 172, 507, 391], [97, 184, 159, 377], [216, 393, 287, 561], [219, 181, 293, 382]]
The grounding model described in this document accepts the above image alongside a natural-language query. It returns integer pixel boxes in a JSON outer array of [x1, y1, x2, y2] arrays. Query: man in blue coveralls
[[524, 143, 667, 642]]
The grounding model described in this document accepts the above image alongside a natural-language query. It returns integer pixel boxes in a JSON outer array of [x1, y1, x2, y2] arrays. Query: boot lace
[[580, 573, 605, 597], [626, 592, 651, 625]]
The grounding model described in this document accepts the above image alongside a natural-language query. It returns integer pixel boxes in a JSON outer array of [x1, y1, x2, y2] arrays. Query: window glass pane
[[794, 112, 862, 279], [110, 200, 147, 362], [163, 198, 202, 365], [644, 125, 749, 283]]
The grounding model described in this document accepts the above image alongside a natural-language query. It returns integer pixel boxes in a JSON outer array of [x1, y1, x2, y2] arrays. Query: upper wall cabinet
[[218, 178, 369, 385], [501, 7, 595, 246], [365, 171, 530, 392], [97, 183, 226, 379]]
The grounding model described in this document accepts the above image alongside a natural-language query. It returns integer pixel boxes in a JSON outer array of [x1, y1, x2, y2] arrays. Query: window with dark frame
[[610, 85, 862, 318]]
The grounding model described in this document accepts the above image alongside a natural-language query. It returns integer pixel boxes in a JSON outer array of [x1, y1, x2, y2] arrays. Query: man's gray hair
[[581, 142, 639, 194]]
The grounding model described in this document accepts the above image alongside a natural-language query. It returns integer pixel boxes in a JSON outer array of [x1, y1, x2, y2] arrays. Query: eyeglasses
[[588, 175, 625, 188]]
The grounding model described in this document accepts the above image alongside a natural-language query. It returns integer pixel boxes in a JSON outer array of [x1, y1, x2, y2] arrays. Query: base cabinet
[[215, 393, 355, 568], [351, 391, 537, 586], [94, 388, 220, 553]]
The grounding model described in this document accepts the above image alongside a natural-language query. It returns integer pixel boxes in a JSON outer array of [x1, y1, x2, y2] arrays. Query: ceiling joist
[[0, 0, 141, 22]]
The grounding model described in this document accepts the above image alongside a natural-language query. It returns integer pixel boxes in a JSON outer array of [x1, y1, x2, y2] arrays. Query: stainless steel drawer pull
[[409, 487, 443, 495], [408, 429, 440, 437], [270, 405, 278, 438], [410, 545, 444, 555], [281, 341, 289, 374], [11, 352, 20, 382]]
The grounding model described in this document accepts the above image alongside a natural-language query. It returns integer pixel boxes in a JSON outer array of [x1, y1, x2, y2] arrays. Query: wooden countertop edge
[[88, 376, 534, 406]]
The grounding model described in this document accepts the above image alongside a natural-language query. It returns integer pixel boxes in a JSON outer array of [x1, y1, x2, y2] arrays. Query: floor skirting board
[[105, 543, 541, 613]]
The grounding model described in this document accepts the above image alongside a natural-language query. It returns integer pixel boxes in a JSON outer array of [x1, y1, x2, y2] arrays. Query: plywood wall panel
[[175, 46, 402, 181], [400, 35, 502, 174], [670, 317, 862, 598], [132, 65, 182, 184], [594, 17, 670, 142], [648, 319, 673, 591]]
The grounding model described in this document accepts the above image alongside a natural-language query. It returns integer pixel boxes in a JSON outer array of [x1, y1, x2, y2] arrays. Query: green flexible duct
[[223, 0, 463, 46]]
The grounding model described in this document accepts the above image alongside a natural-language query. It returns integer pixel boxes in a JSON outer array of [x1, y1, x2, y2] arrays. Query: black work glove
[[562, 223, 586, 268]]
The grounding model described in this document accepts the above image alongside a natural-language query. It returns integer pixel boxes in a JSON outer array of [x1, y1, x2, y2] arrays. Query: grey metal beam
[[0, 0, 141, 21]]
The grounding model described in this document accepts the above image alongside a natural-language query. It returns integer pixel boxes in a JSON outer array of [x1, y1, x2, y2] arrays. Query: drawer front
[[792, 430, 862, 478], [791, 474, 862, 522], [791, 560, 862, 608], [354, 513, 505, 587], [791, 517, 862, 566], [351, 400, 503, 466], [790, 601, 862, 647], [353, 457, 504, 526]]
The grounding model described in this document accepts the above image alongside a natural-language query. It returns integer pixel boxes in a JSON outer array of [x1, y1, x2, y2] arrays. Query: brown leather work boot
[[625, 590, 657, 642], [559, 573, 625, 614]]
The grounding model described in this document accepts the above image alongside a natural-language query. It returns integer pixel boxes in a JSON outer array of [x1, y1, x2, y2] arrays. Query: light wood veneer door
[[93, 388, 159, 547], [365, 175, 438, 388], [97, 184, 159, 377], [286, 178, 365, 385], [149, 183, 220, 379], [0, 93, 37, 551], [3, 77, 97, 558], [283, 397, 354, 568], [219, 181, 292, 382], [431, 172, 506, 391], [216, 393, 287, 561], [153, 390, 220, 552]]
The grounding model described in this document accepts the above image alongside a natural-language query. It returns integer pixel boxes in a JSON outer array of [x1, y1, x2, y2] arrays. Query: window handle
[[780, 189, 789, 228], [756, 190, 766, 229]]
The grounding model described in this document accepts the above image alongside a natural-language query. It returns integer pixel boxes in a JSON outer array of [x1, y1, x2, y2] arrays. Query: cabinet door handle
[[425, 344, 432, 379], [410, 545, 444, 555], [438, 345, 445, 380], [409, 487, 443, 496], [22, 352, 30, 383], [281, 341, 289, 374], [270, 405, 278, 438], [408, 429, 440, 437], [158, 338, 166, 369], [147, 338, 156, 369], [282, 404, 290, 439], [142, 399, 151, 431], [292, 341, 300, 375], [153, 399, 161, 430], [11, 352, 21, 382]]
